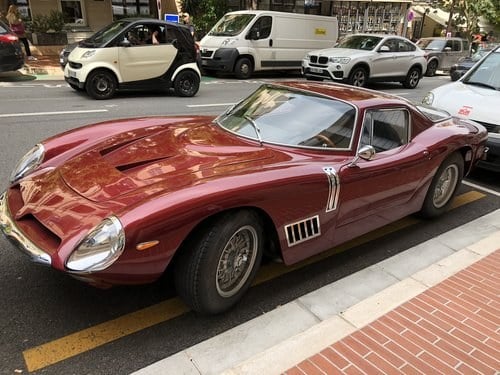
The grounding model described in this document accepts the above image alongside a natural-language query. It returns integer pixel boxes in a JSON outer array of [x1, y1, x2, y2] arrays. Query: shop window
[[61, 0, 85, 25]]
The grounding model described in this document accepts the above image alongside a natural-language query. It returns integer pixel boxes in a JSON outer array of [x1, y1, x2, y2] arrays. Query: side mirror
[[444, 47, 452, 52], [120, 38, 132, 47], [379, 45, 390, 52], [349, 145, 376, 167]]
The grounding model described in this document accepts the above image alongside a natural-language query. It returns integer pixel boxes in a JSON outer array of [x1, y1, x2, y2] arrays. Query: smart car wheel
[[348, 67, 367, 87], [175, 210, 264, 314], [86, 70, 117, 100], [173, 70, 200, 97], [419, 153, 463, 218], [425, 60, 438, 77], [402, 67, 420, 89], [234, 57, 253, 79]]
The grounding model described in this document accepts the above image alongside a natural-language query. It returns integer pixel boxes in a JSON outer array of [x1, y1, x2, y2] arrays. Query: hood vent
[[285, 215, 321, 247]]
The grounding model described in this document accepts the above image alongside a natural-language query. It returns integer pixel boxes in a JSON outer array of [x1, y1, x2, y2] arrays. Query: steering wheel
[[314, 134, 336, 148]]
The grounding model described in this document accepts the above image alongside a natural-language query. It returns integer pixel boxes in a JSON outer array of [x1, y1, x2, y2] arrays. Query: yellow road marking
[[22, 190, 486, 372]]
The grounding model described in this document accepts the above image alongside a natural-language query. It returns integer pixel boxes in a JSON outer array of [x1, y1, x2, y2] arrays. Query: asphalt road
[[0, 74, 498, 375]]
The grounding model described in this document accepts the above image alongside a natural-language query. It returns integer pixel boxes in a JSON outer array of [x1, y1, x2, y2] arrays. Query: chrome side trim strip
[[0, 192, 51, 266], [323, 167, 340, 212]]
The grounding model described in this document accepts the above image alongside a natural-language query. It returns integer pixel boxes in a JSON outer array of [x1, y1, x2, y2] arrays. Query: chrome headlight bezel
[[9, 143, 45, 184], [66, 216, 125, 273], [422, 92, 435, 105], [329, 57, 351, 64]]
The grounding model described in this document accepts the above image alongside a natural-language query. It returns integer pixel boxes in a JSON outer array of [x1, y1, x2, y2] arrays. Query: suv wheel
[[425, 60, 438, 77], [86, 70, 117, 100], [402, 67, 421, 89], [348, 67, 368, 87], [174, 70, 200, 97]]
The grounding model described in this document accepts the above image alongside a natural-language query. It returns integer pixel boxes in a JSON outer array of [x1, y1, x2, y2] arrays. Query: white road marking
[[463, 180, 500, 197], [0, 109, 108, 118]]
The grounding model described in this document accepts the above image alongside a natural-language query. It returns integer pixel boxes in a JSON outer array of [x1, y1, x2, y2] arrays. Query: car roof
[[272, 81, 411, 108]]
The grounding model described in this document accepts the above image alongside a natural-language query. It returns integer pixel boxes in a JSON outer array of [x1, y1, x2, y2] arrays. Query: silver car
[[302, 34, 427, 89]]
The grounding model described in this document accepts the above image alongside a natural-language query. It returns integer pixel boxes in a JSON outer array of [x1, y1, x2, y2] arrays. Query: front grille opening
[[17, 214, 61, 253]]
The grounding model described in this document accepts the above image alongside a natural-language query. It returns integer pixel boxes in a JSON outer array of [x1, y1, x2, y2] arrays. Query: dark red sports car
[[0, 82, 488, 314]]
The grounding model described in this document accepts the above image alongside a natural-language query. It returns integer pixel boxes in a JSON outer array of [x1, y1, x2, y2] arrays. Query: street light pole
[[445, 0, 456, 36]]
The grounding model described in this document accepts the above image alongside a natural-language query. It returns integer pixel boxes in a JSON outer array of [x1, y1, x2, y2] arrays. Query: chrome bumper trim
[[0, 192, 51, 266]]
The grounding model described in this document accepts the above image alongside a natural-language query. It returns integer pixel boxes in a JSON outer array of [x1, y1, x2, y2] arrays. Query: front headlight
[[329, 57, 351, 64], [422, 92, 434, 105], [81, 49, 96, 59], [9, 144, 45, 184], [66, 216, 125, 273]]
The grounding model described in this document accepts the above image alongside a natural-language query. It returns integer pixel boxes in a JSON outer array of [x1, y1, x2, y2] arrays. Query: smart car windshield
[[462, 49, 500, 91], [208, 14, 256, 37], [336, 35, 382, 50], [81, 20, 131, 47], [216, 85, 356, 149]]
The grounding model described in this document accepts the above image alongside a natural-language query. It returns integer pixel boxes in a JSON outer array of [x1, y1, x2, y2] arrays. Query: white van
[[199, 10, 338, 79]]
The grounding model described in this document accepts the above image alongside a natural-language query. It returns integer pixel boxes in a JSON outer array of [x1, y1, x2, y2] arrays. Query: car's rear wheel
[[425, 60, 438, 77], [173, 70, 200, 97], [175, 210, 264, 314], [234, 57, 253, 79], [348, 67, 368, 87], [402, 67, 421, 89], [420, 153, 464, 218], [85, 70, 117, 100]]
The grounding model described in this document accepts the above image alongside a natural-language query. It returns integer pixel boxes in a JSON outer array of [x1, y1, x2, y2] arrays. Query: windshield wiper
[[244, 115, 262, 145], [464, 80, 499, 91]]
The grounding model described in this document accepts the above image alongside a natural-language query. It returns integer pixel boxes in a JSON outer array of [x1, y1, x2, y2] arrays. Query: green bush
[[31, 10, 65, 33]]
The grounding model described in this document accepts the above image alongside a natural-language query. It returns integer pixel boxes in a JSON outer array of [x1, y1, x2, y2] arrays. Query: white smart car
[[64, 18, 201, 100], [422, 46, 500, 172]]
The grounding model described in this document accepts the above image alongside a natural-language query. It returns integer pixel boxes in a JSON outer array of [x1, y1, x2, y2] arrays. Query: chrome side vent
[[285, 215, 321, 247], [323, 167, 339, 212]]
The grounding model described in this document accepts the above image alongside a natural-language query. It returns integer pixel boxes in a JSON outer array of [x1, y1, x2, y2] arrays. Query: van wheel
[[348, 67, 367, 87], [425, 60, 438, 77], [234, 58, 253, 79], [86, 70, 117, 100], [402, 67, 420, 89], [174, 70, 200, 97]]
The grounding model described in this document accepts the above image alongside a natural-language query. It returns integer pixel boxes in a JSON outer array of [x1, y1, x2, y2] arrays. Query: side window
[[382, 39, 398, 52], [462, 40, 469, 52], [452, 40, 461, 51], [445, 40, 453, 50], [250, 16, 272, 39], [126, 24, 148, 46], [360, 110, 409, 152]]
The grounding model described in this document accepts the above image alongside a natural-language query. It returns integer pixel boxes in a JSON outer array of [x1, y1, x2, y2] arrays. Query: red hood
[[58, 122, 276, 202]]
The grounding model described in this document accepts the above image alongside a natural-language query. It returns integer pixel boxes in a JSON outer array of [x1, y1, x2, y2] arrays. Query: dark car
[[0, 81, 487, 314], [59, 41, 78, 69], [0, 20, 24, 73], [450, 45, 497, 81]]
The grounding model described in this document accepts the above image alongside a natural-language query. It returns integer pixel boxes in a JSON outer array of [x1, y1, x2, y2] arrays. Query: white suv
[[64, 19, 201, 100], [302, 34, 427, 89]]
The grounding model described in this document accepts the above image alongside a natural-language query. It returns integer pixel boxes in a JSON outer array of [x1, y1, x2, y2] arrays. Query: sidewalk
[[133, 209, 500, 375]]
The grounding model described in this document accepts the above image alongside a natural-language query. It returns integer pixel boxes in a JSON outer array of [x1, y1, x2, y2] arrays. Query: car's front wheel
[[419, 153, 464, 218], [173, 70, 200, 97], [234, 57, 253, 79], [85, 69, 117, 100], [175, 210, 264, 314], [348, 67, 368, 87], [402, 67, 421, 89], [425, 60, 438, 77]]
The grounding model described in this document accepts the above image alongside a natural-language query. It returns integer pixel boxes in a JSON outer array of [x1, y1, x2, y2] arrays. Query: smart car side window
[[360, 109, 409, 152]]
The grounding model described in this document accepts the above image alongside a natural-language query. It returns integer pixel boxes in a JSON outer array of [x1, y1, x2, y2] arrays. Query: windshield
[[208, 14, 255, 37], [462, 49, 500, 90], [217, 85, 357, 149], [336, 35, 382, 50], [81, 20, 131, 47], [417, 39, 446, 50]]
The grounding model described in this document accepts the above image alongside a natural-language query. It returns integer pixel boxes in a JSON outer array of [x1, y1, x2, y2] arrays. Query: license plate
[[201, 60, 208, 66], [310, 67, 323, 74], [67, 69, 77, 78]]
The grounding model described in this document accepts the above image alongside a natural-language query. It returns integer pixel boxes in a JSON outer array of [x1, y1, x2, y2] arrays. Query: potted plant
[[31, 10, 67, 45]]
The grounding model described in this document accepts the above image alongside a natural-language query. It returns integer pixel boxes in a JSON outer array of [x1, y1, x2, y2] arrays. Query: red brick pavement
[[284, 250, 500, 375]]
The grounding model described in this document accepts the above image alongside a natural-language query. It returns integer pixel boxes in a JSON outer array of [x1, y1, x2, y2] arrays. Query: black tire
[[234, 57, 253, 79], [85, 70, 117, 100], [425, 60, 438, 77], [175, 210, 264, 314], [173, 70, 200, 97], [419, 153, 464, 218], [348, 66, 368, 87], [402, 67, 421, 89]]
